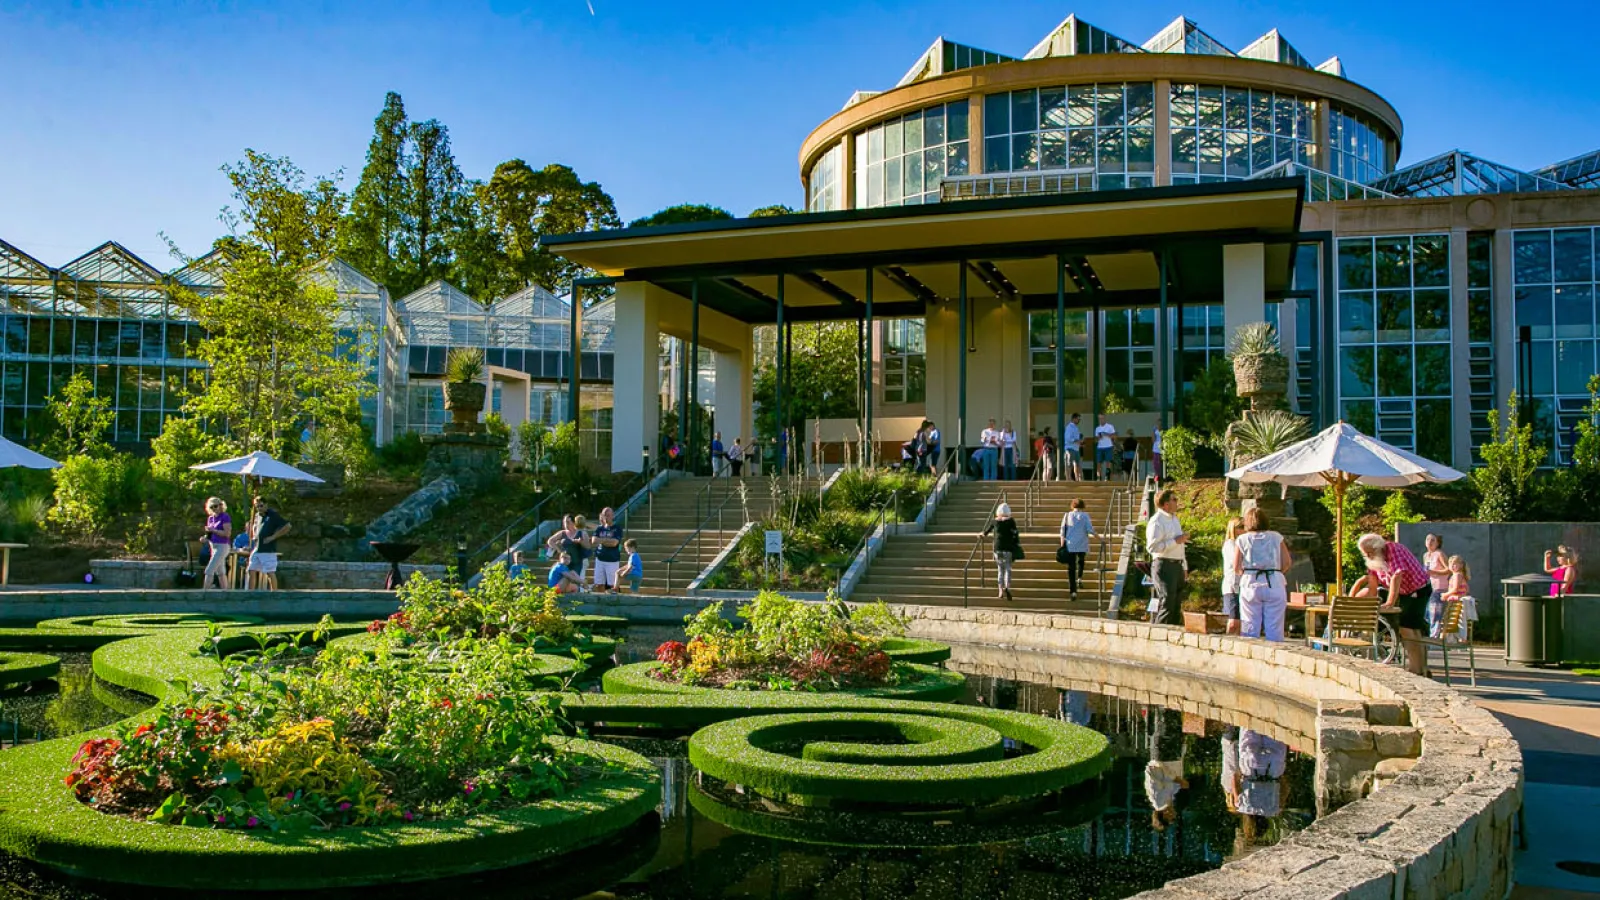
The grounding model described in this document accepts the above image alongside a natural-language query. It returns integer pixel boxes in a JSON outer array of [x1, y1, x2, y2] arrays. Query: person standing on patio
[[924, 421, 942, 472], [246, 496, 290, 591], [1037, 428, 1056, 482], [1145, 489, 1188, 626], [591, 507, 624, 594], [1351, 533, 1432, 676], [1423, 533, 1451, 634], [727, 438, 744, 477], [1231, 507, 1290, 641], [1062, 413, 1083, 481], [1000, 420, 1019, 480], [1060, 498, 1094, 598], [1152, 425, 1164, 483], [979, 418, 1001, 481], [200, 498, 232, 591], [1094, 414, 1117, 481], [710, 432, 727, 477]]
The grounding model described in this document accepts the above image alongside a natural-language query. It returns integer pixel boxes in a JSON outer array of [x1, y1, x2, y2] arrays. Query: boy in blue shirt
[[507, 551, 529, 580], [547, 551, 582, 594], [618, 539, 644, 593]]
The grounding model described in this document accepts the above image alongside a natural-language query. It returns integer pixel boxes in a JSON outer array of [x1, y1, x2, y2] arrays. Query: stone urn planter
[[1232, 352, 1289, 398], [442, 381, 486, 430]]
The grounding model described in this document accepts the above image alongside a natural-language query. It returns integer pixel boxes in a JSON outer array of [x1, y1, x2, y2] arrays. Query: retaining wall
[[90, 559, 447, 591], [0, 589, 399, 623]]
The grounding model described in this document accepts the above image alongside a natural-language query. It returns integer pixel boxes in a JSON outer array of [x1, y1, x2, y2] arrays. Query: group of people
[[980, 495, 1099, 602], [198, 495, 292, 591], [966, 414, 1163, 483], [897, 420, 944, 473], [506, 507, 644, 595], [708, 432, 749, 477]]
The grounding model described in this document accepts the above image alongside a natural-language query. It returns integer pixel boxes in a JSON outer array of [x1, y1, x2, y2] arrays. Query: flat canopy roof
[[544, 179, 1306, 324]]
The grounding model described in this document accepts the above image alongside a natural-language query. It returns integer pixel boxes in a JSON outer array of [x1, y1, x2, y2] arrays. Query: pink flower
[[463, 780, 476, 795], [403, 810, 415, 822], [246, 816, 259, 828], [215, 814, 227, 825], [338, 802, 352, 811]]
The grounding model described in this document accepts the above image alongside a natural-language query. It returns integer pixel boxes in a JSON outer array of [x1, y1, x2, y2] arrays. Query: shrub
[[149, 417, 237, 493], [40, 372, 114, 460], [1225, 411, 1309, 461], [48, 454, 148, 537], [484, 412, 511, 440], [0, 494, 50, 543], [1319, 481, 1371, 576], [379, 565, 582, 648], [1160, 425, 1201, 483], [1380, 491, 1424, 534], [1184, 360, 1247, 439], [374, 430, 428, 475], [1471, 394, 1545, 523], [215, 719, 385, 826]]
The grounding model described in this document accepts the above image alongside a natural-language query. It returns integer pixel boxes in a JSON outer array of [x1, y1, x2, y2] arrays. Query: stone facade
[[90, 559, 447, 591], [575, 594, 1522, 900], [363, 476, 460, 546], [421, 432, 507, 493]]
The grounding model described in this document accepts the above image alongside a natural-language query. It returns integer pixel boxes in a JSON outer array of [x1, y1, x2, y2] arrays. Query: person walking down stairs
[[983, 502, 1024, 602]]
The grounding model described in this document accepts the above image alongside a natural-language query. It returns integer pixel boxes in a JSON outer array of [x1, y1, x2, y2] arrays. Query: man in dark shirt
[[246, 496, 291, 591], [591, 507, 624, 593]]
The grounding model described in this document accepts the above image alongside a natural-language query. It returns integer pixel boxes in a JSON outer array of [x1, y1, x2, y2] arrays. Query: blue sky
[[3, 0, 1597, 268]]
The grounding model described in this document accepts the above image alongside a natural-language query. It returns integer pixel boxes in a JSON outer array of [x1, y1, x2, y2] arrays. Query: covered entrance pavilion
[[543, 180, 1310, 474]]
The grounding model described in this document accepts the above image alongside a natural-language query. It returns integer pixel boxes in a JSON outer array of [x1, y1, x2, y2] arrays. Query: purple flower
[[403, 810, 415, 822], [338, 802, 352, 812], [246, 816, 259, 828], [215, 814, 227, 825], [463, 781, 476, 795]]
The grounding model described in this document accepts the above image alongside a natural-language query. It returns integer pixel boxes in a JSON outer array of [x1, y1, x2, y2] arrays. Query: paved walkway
[[1424, 645, 1600, 898]]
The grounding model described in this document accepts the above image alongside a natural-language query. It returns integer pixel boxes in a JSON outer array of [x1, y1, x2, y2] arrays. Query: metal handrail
[[1023, 453, 1046, 528], [470, 491, 563, 572], [835, 490, 898, 593], [663, 489, 739, 593], [961, 490, 1008, 607]]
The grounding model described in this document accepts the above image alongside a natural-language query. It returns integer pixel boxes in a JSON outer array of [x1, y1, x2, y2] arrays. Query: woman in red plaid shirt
[[1350, 533, 1433, 676]]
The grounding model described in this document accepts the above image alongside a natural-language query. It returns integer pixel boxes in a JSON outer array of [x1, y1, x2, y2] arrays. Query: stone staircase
[[849, 479, 1132, 612], [617, 476, 822, 594]]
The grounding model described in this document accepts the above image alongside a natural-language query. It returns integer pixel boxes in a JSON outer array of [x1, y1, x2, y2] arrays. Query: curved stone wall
[[898, 605, 1521, 900]]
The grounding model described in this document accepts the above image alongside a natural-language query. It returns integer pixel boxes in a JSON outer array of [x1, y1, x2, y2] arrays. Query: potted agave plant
[[442, 347, 487, 431], [1224, 410, 1310, 505], [1229, 322, 1290, 408]]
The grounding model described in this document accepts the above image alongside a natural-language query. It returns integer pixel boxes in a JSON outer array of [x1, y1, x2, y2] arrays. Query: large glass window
[[1336, 234, 1452, 462], [853, 102, 969, 208], [882, 319, 926, 404], [982, 83, 1156, 190], [1513, 227, 1599, 462], [1169, 84, 1317, 183], [1027, 310, 1089, 400], [1177, 304, 1226, 393], [1102, 308, 1156, 402], [807, 142, 843, 212], [1329, 105, 1392, 184]]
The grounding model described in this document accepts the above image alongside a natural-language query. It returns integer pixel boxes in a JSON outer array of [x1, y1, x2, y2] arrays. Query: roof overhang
[[543, 179, 1306, 324]]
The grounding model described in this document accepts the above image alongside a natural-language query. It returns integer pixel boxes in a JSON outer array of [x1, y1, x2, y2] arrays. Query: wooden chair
[[1418, 600, 1476, 687], [1308, 595, 1383, 658]]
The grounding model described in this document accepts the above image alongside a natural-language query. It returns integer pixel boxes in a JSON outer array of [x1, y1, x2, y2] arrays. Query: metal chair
[[1308, 595, 1384, 659], [1418, 599, 1477, 686]]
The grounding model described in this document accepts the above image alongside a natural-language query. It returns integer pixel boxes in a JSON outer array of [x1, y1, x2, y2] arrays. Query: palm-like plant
[[445, 347, 486, 383], [1229, 322, 1282, 357], [1226, 410, 1310, 461]]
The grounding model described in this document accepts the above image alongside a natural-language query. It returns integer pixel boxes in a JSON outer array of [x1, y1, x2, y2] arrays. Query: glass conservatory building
[[0, 240, 619, 460], [544, 13, 1600, 473]]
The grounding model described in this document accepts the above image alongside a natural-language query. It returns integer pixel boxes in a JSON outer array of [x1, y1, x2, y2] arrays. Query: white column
[[1223, 243, 1267, 339], [1448, 228, 1473, 469], [611, 282, 660, 473], [713, 348, 753, 452]]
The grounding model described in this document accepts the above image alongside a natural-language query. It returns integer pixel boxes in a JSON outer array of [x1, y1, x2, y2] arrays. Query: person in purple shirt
[[201, 497, 232, 590]]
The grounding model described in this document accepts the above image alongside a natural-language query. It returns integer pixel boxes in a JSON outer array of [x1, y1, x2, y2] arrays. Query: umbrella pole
[[1335, 475, 1346, 594]]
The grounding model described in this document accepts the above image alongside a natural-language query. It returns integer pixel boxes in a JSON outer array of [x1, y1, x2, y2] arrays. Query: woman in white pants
[[1230, 507, 1290, 641], [200, 497, 232, 591]]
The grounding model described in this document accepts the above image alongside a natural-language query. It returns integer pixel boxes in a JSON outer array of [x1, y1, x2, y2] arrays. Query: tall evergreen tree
[[340, 92, 409, 289], [400, 119, 465, 295]]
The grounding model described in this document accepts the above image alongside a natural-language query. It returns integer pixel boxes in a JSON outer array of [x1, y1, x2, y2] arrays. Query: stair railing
[[1023, 453, 1046, 529], [835, 490, 898, 595], [664, 490, 739, 594], [961, 490, 1008, 608], [469, 491, 564, 575]]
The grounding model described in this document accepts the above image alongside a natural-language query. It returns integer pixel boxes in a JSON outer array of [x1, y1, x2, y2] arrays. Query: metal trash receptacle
[[1506, 593, 1549, 665]]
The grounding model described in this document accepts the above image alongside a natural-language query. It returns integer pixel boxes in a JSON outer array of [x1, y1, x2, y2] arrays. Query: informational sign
[[764, 530, 784, 555]]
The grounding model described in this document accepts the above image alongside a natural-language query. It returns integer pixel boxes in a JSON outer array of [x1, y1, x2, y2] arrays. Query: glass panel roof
[[1238, 29, 1310, 68], [1249, 160, 1396, 200], [1025, 15, 1143, 59], [1142, 17, 1234, 57], [895, 38, 1017, 87], [1534, 148, 1600, 189], [1368, 150, 1573, 197]]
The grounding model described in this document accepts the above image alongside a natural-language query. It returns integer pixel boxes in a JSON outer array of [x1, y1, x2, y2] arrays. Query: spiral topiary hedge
[[879, 637, 952, 665], [0, 651, 61, 686], [600, 660, 966, 702], [687, 709, 1109, 805], [0, 614, 269, 651]]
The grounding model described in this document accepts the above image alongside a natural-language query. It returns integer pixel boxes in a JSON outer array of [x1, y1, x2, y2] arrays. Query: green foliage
[[1380, 491, 1424, 533], [445, 346, 485, 383], [380, 565, 587, 649], [149, 417, 237, 493], [484, 412, 511, 440], [0, 652, 60, 686], [628, 204, 733, 228], [748, 204, 797, 217], [0, 493, 51, 544], [47, 454, 148, 537], [40, 372, 114, 460], [1471, 393, 1546, 522], [1101, 390, 1144, 414], [1159, 425, 1201, 482], [1537, 376, 1600, 522], [752, 322, 862, 441], [374, 430, 428, 475], [1319, 482, 1372, 576], [1228, 322, 1282, 356], [514, 420, 547, 470], [298, 418, 373, 478], [476, 160, 621, 296], [826, 468, 932, 520], [1184, 359, 1247, 438], [1226, 411, 1310, 460]]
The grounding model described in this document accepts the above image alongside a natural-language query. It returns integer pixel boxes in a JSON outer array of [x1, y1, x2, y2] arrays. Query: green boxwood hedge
[[37, 613, 267, 633], [880, 638, 952, 665], [0, 651, 61, 686], [600, 661, 966, 702], [567, 614, 630, 634], [687, 707, 1110, 805], [0, 622, 662, 891], [761, 712, 1004, 766]]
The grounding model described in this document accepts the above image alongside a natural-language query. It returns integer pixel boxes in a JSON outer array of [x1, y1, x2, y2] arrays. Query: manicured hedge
[[0, 652, 61, 686], [687, 707, 1110, 805], [768, 712, 1003, 766], [600, 661, 967, 702], [0, 622, 662, 891], [567, 614, 630, 634], [880, 637, 952, 665], [37, 613, 267, 633]]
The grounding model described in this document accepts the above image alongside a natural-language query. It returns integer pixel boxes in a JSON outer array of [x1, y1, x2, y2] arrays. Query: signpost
[[764, 530, 784, 583]]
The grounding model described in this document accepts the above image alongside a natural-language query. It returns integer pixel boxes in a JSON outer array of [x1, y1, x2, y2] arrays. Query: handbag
[[1013, 543, 1025, 562], [1055, 545, 1072, 565]]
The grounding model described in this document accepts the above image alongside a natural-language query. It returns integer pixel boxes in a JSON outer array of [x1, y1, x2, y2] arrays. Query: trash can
[[1504, 573, 1565, 666]]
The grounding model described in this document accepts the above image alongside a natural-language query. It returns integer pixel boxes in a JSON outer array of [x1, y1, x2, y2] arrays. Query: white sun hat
[[996, 503, 1012, 518]]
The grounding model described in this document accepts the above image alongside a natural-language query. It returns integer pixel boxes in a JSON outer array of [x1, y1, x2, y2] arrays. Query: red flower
[[133, 724, 152, 738], [655, 641, 689, 668], [437, 698, 454, 709]]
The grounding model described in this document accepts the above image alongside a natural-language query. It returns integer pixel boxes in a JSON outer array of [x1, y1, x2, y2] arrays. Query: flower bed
[[0, 625, 660, 891], [370, 566, 616, 657], [0, 651, 60, 687], [641, 593, 945, 694]]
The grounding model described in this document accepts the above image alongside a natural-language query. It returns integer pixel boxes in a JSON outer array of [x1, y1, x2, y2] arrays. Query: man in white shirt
[[1094, 414, 1117, 480], [1062, 413, 1083, 481], [1145, 488, 1188, 626], [978, 418, 1000, 481]]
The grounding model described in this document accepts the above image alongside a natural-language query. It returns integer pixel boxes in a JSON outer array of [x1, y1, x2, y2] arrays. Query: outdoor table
[[0, 543, 24, 585]]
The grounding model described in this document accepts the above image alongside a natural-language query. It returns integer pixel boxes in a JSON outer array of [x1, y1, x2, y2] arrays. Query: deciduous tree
[[478, 160, 620, 294], [628, 204, 732, 228]]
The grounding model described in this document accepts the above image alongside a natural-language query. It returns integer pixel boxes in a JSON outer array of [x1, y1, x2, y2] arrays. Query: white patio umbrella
[[0, 435, 61, 470], [1225, 422, 1465, 589], [190, 451, 325, 484]]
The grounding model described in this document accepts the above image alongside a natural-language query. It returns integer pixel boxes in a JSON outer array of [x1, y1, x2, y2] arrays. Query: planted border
[[0, 652, 60, 686], [601, 660, 966, 702], [0, 623, 661, 891], [687, 709, 1109, 805]]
